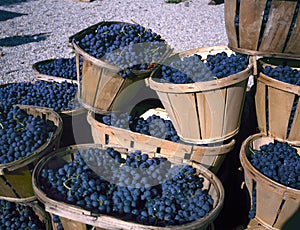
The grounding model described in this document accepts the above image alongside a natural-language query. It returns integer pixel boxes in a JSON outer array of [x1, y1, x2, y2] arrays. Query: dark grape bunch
[[100, 113, 180, 143], [0, 200, 46, 229], [0, 106, 57, 164], [40, 147, 214, 227], [0, 80, 80, 113], [157, 51, 249, 84], [262, 65, 300, 86], [75, 22, 168, 78], [36, 56, 82, 81], [249, 141, 300, 190]]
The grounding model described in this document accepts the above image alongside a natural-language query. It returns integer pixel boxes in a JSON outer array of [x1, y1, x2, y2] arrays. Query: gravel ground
[[0, 0, 227, 84]]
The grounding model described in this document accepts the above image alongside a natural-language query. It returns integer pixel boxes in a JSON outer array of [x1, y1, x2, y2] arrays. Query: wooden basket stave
[[0, 104, 62, 199], [240, 133, 300, 229], [32, 143, 225, 230], [148, 46, 253, 144]]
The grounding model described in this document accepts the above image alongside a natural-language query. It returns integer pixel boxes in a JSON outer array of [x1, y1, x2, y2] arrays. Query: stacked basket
[[224, 0, 300, 229]]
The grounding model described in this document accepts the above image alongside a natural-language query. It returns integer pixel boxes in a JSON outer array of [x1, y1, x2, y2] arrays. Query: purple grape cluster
[[36, 56, 82, 81], [100, 113, 180, 143], [262, 65, 300, 86], [156, 51, 249, 84], [40, 147, 213, 227], [74, 22, 168, 78], [248, 141, 300, 190], [0, 200, 46, 229], [0, 106, 57, 164], [0, 81, 80, 113]]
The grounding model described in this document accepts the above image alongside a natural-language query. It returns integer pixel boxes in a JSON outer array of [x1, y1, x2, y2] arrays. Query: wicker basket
[[87, 110, 235, 174], [240, 133, 300, 229], [225, 0, 300, 59], [255, 58, 300, 145], [0, 105, 62, 199], [33, 144, 224, 230], [148, 46, 253, 144], [71, 21, 172, 114]]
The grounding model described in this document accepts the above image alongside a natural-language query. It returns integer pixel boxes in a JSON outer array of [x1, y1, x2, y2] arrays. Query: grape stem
[[0, 122, 3, 129]]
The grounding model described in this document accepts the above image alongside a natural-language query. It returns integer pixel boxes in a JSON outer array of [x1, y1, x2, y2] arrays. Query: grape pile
[[0, 106, 57, 164], [248, 141, 300, 190], [74, 22, 168, 78], [0, 80, 80, 113], [36, 56, 82, 81], [156, 51, 249, 84], [40, 147, 214, 227], [262, 65, 300, 86], [100, 113, 180, 143], [0, 200, 46, 229]]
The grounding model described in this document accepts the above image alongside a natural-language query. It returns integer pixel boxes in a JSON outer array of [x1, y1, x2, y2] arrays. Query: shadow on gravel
[[0, 0, 34, 7], [0, 9, 27, 21], [0, 33, 50, 47]]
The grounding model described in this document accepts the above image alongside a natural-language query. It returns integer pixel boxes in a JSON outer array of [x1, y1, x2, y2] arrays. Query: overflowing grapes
[[35, 56, 82, 81], [248, 141, 300, 190], [74, 22, 169, 78], [40, 147, 214, 227], [156, 51, 249, 84], [0, 106, 57, 164], [0, 200, 46, 229], [99, 113, 180, 143], [0, 81, 80, 113]]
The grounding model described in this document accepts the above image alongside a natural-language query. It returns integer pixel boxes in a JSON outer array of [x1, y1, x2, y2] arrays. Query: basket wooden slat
[[224, 0, 238, 48], [239, 0, 267, 51], [240, 133, 300, 229], [32, 144, 224, 230], [149, 46, 252, 144], [87, 111, 235, 174], [0, 105, 62, 199]]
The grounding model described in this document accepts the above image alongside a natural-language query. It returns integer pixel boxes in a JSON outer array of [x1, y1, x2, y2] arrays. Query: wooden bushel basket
[[0, 105, 62, 200], [225, 0, 300, 59], [87, 110, 236, 174], [33, 144, 224, 230], [148, 46, 253, 144], [255, 58, 300, 145], [71, 21, 172, 114], [240, 133, 300, 229], [0, 196, 52, 229]]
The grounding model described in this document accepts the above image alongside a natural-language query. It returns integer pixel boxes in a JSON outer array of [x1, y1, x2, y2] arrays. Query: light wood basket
[[255, 58, 300, 145], [87, 110, 235, 174], [148, 46, 253, 144], [0, 105, 62, 200], [71, 21, 172, 114], [240, 133, 300, 230], [33, 144, 224, 230], [225, 0, 300, 59]]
